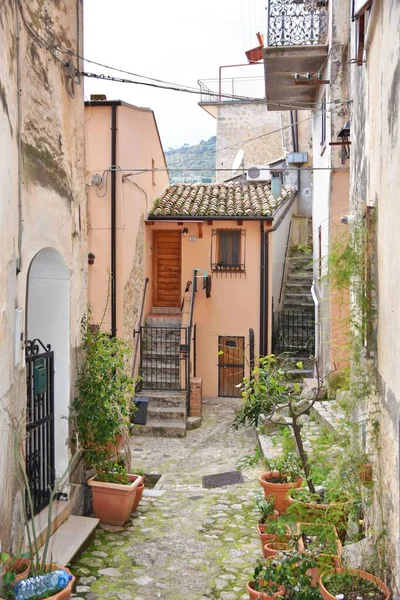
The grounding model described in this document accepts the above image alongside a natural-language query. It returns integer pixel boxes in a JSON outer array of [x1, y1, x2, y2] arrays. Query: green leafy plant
[[266, 451, 303, 484], [321, 569, 386, 600], [254, 552, 322, 599], [73, 313, 137, 480], [254, 491, 276, 523]]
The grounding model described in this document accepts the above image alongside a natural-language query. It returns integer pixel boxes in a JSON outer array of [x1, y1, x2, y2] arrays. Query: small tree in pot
[[73, 314, 142, 525]]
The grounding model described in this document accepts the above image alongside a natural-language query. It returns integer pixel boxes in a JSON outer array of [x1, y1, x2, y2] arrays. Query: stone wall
[[0, 0, 86, 551], [350, 0, 400, 592], [215, 103, 283, 181]]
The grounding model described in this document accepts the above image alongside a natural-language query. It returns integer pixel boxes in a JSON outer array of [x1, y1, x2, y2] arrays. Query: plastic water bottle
[[14, 569, 72, 600]]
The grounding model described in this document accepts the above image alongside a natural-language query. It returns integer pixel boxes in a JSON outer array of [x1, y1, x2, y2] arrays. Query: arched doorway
[[26, 248, 70, 514]]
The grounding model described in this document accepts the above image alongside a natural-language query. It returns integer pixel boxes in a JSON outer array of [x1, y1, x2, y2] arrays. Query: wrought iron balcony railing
[[198, 77, 265, 104], [267, 0, 328, 47]]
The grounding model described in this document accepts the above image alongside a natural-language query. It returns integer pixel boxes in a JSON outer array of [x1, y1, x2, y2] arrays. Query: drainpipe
[[16, 3, 22, 274], [259, 221, 265, 356], [111, 105, 117, 337], [311, 282, 320, 377]]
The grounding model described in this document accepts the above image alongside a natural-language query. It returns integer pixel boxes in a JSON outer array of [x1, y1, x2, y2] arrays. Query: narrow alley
[[71, 398, 262, 600]]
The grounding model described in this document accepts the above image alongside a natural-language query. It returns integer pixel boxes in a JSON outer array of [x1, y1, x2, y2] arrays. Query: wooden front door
[[218, 336, 245, 397], [153, 231, 181, 307]]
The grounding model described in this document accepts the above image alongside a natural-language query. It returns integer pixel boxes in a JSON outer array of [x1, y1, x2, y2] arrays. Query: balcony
[[264, 0, 329, 110], [198, 75, 265, 118]]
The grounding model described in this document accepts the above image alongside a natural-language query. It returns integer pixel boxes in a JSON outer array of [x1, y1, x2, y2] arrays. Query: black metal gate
[[272, 309, 315, 356], [25, 339, 55, 517], [218, 336, 245, 397], [138, 326, 189, 391]]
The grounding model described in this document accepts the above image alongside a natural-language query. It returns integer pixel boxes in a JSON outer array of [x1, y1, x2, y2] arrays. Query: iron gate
[[272, 309, 315, 356], [138, 326, 189, 391], [25, 339, 55, 517], [218, 336, 245, 397]]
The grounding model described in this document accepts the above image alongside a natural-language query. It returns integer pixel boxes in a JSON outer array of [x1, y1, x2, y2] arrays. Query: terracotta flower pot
[[263, 541, 289, 558], [288, 493, 350, 543], [257, 524, 292, 558], [3, 565, 75, 600], [131, 475, 145, 513], [258, 471, 302, 513], [319, 568, 390, 600], [246, 580, 285, 599], [3, 557, 31, 583], [88, 473, 143, 525]]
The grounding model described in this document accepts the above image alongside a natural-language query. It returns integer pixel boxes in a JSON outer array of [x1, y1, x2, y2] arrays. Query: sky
[[83, 0, 266, 150]]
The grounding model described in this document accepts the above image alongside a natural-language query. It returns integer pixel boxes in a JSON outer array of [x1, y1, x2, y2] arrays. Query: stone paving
[[70, 397, 267, 600]]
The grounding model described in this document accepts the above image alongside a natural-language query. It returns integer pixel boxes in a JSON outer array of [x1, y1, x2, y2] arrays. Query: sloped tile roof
[[149, 182, 292, 219]]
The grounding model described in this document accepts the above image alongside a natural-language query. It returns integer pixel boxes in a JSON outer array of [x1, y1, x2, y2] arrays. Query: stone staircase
[[135, 308, 188, 437], [275, 245, 315, 384], [134, 390, 187, 437]]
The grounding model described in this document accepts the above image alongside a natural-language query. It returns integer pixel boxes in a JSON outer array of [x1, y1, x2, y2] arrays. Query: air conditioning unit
[[246, 166, 270, 181]]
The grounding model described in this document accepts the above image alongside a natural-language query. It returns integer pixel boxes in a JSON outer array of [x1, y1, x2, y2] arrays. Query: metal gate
[[138, 326, 189, 391], [272, 309, 315, 356], [25, 339, 55, 517], [218, 336, 245, 397]]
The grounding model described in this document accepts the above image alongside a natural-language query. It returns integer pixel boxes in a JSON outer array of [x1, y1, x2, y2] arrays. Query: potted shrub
[[319, 568, 390, 600], [73, 316, 142, 525], [246, 559, 285, 599], [1, 553, 30, 585], [249, 552, 322, 599], [258, 452, 303, 513]]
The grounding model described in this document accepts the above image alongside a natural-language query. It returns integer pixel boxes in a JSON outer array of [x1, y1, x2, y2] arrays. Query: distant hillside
[[165, 136, 216, 185]]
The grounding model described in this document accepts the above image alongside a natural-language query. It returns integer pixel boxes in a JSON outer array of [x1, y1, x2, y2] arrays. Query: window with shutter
[[211, 229, 246, 273]]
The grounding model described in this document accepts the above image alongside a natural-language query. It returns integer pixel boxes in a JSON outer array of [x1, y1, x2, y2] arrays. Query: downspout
[[111, 105, 117, 337], [16, 3, 22, 274], [259, 221, 265, 356], [290, 110, 301, 191], [264, 193, 298, 355], [311, 282, 320, 376]]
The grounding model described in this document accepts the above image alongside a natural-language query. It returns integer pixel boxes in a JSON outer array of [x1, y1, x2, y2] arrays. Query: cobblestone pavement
[[71, 397, 265, 600]]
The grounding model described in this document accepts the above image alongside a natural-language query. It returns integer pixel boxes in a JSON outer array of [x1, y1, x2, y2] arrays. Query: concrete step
[[25, 499, 72, 552], [286, 273, 313, 282], [285, 281, 312, 293], [147, 406, 186, 420], [39, 515, 99, 566], [141, 359, 180, 370], [140, 382, 182, 391], [138, 391, 186, 408], [284, 293, 314, 302], [145, 317, 182, 327], [149, 307, 181, 314], [284, 300, 314, 309], [133, 419, 187, 438]]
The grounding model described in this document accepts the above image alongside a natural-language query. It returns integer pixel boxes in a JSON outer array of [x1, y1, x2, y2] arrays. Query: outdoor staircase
[[135, 308, 188, 437], [275, 245, 315, 384]]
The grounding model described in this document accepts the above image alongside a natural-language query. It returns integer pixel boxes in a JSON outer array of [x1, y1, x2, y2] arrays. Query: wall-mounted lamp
[[182, 227, 188, 237], [88, 253, 95, 265]]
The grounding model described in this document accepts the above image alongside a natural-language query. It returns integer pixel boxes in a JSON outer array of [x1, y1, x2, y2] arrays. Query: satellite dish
[[232, 149, 244, 173]]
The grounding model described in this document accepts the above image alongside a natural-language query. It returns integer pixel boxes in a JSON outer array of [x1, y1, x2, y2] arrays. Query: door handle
[[166, 267, 170, 270]]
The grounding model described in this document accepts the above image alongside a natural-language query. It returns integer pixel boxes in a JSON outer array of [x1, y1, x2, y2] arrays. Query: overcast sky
[[83, 0, 266, 150]]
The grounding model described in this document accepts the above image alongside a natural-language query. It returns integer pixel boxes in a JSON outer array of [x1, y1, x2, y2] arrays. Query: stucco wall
[[85, 102, 168, 341], [215, 103, 283, 181], [311, 0, 350, 375], [350, 0, 400, 591], [0, 0, 86, 551]]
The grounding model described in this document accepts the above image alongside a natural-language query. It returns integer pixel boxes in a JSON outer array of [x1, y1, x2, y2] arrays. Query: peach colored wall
[[329, 170, 350, 372], [85, 103, 168, 337], [145, 220, 269, 397]]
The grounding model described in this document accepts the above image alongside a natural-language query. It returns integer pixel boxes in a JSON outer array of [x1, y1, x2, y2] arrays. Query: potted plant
[[1, 414, 79, 600], [246, 559, 285, 599], [258, 452, 303, 513], [319, 568, 390, 600], [249, 552, 322, 599], [73, 315, 143, 525], [257, 518, 293, 558]]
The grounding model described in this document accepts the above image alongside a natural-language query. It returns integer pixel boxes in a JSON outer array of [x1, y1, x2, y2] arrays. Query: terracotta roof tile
[[149, 182, 292, 219]]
